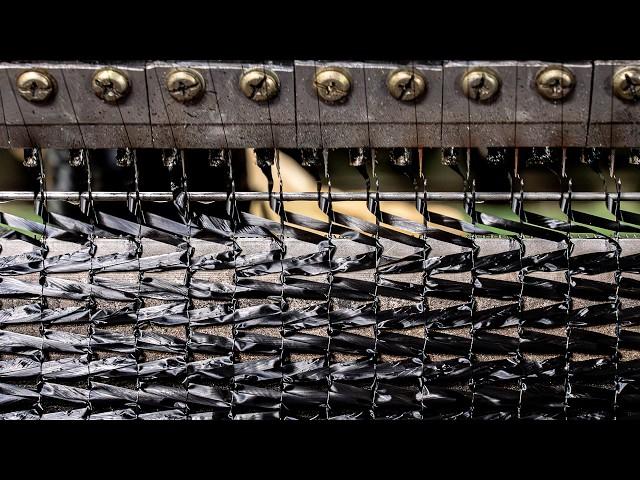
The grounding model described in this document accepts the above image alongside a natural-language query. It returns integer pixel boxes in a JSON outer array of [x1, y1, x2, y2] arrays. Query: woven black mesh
[[0, 149, 638, 420]]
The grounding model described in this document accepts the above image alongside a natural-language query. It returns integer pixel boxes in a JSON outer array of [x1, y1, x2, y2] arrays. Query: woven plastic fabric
[[0, 151, 638, 420]]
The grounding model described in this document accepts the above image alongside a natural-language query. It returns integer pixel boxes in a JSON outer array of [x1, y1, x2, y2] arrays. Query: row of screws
[[16, 65, 640, 106]]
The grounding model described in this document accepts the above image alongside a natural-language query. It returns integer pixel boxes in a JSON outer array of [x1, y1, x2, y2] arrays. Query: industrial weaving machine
[[1, 60, 640, 420]]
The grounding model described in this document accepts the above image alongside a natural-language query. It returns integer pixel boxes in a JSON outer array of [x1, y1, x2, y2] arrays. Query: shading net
[[2, 148, 640, 421]]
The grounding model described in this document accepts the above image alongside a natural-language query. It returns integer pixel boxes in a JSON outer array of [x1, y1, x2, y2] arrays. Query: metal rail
[[1, 61, 639, 149], [0, 191, 639, 202]]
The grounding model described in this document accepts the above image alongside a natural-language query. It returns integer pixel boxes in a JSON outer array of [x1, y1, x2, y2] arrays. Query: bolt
[[69, 149, 87, 167], [239, 68, 280, 102], [92, 67, 130, 103], [629, 148, 640, 166], [461, 67, 501, 102], [16, 70, 56, 102], [536, 66, 576, 102], [166, 68, 205, 103], [613, 66, 640, 102], [314, 67, 352, 103], [116, 148, 134, 167], [23, 148, 41, 168], [387, 69, 427, 102]]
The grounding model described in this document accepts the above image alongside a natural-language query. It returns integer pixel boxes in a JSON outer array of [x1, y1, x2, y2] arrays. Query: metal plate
[[0, 61, 638, 148]]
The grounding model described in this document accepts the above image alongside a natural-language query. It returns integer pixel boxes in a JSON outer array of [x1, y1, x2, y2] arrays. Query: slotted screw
[[166, 68, 205, 103], [536, 66, 576, 102], [239, 68, 280, 102], [16, 70, 56, 102], [461, 67, 501, 102], [314, 67, 352, 103], [92, 67, 130, 103], [387, 69, 426, 101], [613, 66, 640, 102]]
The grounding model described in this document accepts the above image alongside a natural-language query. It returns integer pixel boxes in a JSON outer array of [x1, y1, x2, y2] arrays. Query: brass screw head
[[386, 69, 427, 101], [16, 70, 56, 102], [461, 67, 501, 102], [314, 67, 352, 103], [535, 66, 576, 101], [239, 68, 280, 102], [166, 68, 206, 103], [613, 66, 640, 102], [92, 67, 131, 103]]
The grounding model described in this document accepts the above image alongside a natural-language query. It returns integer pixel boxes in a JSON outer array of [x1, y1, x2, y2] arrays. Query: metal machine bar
[[1, 61, 639, 149], [0, 191, 638, 202]]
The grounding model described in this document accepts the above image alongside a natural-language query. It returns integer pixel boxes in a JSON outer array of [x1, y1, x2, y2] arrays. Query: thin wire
[[418, 149, 430, 421], [153, 67, 178, 149], [612, 160, 622, 420], [35, 152, 47, 418], [513, 62, 525, 420], [439, 61, 445, 151], [323, 148, 334, 420], [362, 63, 381, 419], [226, 152, 239, 420], [464, 60, 478, 420], [258, 60, 287, 421], [178, 150, 194, 419], [142, 62, 155, 149], [412, 61, 429, 420], [0, 73, 13, 147], [562, 148, 573, 421], [5, 69, 35, 147], [112, 78, 134, 150], [207, 62, 236, 419], [411, 61, 421, 151], [132, 151, 143, 420], [60, 70, 88, 150], [608, 65, 621, 417], [84, 151, 97, 418], [314, 62, 335, 420]]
